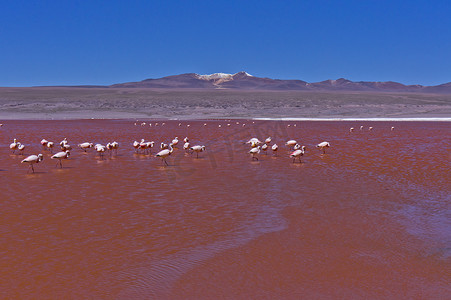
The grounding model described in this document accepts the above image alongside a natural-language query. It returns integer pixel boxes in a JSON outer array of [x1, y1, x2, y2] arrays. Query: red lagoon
[[0, 119, 449, 298]]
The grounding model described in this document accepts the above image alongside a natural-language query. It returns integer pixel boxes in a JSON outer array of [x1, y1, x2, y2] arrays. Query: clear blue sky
[[1, 0, 450, 86]]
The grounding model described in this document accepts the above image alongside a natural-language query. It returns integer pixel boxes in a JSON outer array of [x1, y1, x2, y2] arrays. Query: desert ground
[[0, 87, 450, 119]]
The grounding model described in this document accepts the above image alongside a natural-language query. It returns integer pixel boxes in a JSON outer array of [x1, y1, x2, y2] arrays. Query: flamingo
[[78, 142, 93, 152], [249, 146, 260, 161], [271, 144, 279, 156], [59, 138, 68, 147], [111, 141, 119, 155], [183, 142, 190, 152], [261, 143, 268, 155], [21, 154, 44, 173], [293, 144, 302, 150], [46, 142, 54, 153], [290, 146, 306, 163], [106, 142, 114, 156], [95, 144, 106, 159], [265, 137, 272, 144], [183, 137, 189, 143], [160, 142, 169, 150], [51, 150, 70, 168], [172, 137, 179, 147], [156, 143, 173, 166], [17, 143, 25, 155], [133, 140, 140, 153], [40, 139, 48, 148], [61, 143, 72, 151], [250, 141, 259, 148], [145, 141, 154, 154], [360, 126, 363, 131], [391, 126, 395, 131], [138, 139, 148, 153], [369, 127, 373, 131], [286, 140, 297, 149], [140, 141, 154, 154], [10, 139, 19, 154], [190, 145, 206, 158], [349, 127, 354, 132], [316, 141, 330, 154], [246, 138, 262, 145]]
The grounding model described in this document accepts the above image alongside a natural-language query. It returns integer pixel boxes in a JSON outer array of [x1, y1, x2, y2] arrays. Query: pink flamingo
[[156, 143, 174, 166], [51, 150, 70, 168], [290, 146, 306, 163], [21, 154, 44, 173]]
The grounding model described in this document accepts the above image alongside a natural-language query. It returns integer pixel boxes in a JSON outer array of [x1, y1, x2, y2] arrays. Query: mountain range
[[107, 71, 451, 93]]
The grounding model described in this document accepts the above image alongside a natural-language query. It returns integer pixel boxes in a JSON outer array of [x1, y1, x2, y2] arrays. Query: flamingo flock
[[5, 121, 396, 173]]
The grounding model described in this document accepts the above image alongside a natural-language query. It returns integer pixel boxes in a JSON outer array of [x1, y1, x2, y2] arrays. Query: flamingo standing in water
[[95, 144, 106, 159], [265, 137, 272, 144], [46, 141, 54, 153], [78, 142, 93, 152], [290, 146, 305, 163], [391, 126, 395, 131], [286, 140, 297, 150], [160, 142, 169, 150], [271, 144, 279, 156], [246, 138, 262, 145], [111, 141, 119, 155], [133, 140, 140, 153], [349, 127, 354, 132], [190, 145, 206, 158], [40, 139, 48, 148], [51, 150, 70, 168], [183, 141, 190, 152], [17, 143, 25, 155], [249, 146, 261, 161], [21, 154, 44, 173], [10, 139, 19, 154], [172, 137, 179, 147], [59, 138, 68, 147], [261, 143, 268, 155], [316, 141, 330, 154], [156, 143, 173, 166]]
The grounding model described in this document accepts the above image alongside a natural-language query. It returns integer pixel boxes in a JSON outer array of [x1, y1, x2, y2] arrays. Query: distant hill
[[65, 72, 451, 93]]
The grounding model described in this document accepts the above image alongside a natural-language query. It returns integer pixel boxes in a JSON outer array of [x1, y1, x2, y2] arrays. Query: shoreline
[[0, 113, 450, 122], [1, 88, 450, 121]]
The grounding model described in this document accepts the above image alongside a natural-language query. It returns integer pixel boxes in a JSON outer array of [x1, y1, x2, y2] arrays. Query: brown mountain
[[110, 72, 451, 93]]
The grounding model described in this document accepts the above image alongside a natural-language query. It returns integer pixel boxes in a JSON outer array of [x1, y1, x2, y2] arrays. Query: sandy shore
[[0, 87, 450, 120]]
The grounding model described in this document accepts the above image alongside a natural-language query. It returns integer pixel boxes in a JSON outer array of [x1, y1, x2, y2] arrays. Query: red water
[[1, 120, 450, 298]]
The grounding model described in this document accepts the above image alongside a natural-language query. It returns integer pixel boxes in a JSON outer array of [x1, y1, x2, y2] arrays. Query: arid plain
[[0, 87, 450, 119]]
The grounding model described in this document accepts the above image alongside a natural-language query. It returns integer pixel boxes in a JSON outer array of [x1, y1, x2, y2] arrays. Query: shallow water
[[0, 120, 449, 298]]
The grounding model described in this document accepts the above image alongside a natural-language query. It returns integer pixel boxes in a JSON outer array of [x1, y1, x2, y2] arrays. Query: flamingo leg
[[31, 164, 35, 173], [60, 160, 63, 168], [163, 158, 169, 166]]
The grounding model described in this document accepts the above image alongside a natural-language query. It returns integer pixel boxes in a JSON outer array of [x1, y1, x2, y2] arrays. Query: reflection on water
[[0, 120, 449, 298]]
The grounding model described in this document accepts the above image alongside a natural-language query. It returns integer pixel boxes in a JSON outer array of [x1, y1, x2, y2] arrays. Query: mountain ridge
[[109, 72, 451, 93]]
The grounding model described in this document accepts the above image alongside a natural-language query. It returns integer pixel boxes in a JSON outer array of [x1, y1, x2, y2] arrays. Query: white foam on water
[[253, 117, 451, 122]]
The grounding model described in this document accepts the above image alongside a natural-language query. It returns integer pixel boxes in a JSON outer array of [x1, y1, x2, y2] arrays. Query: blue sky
[[1, 0, 450, 86]]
